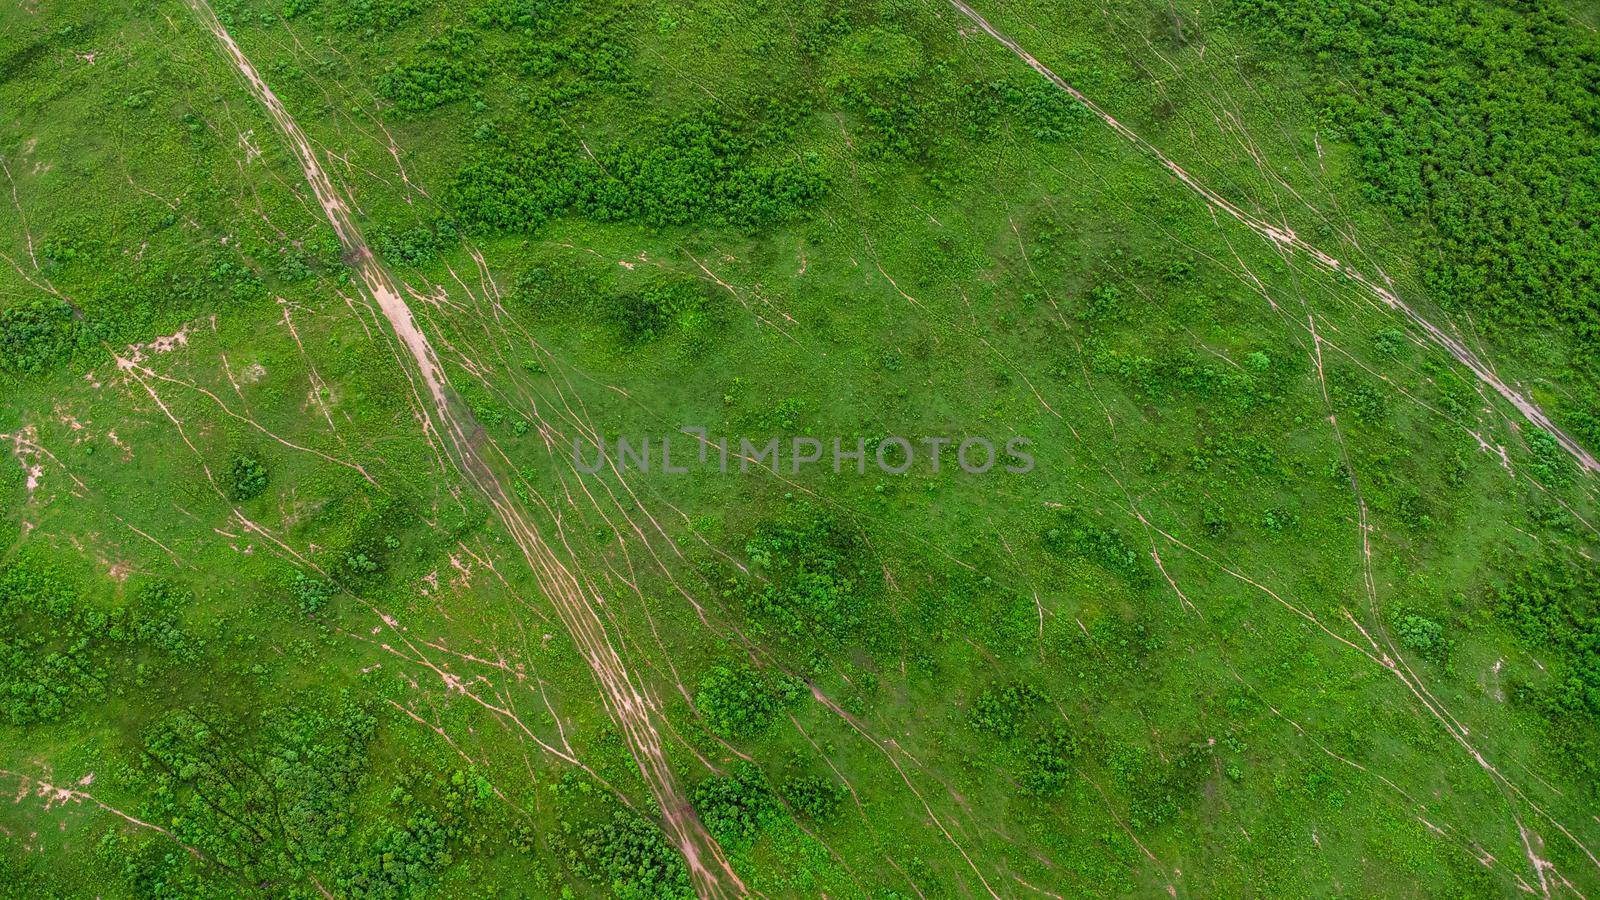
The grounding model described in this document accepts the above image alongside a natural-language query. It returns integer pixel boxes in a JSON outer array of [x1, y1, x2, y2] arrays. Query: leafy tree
[[1020, 725, 1081, 797], [139, 697, 379, 889], [783, 774, 845, 822], [573, 809, 693, 900], [968, 681, 1045, 740], [691, 764, 785, 852], [695, 662, 801, 740], [226, 453, 269, 501], [1396, 614, 1446, 662], [741, 508, 875, 653], [0, 298, 78, 377], [345, 815, 451, 898]]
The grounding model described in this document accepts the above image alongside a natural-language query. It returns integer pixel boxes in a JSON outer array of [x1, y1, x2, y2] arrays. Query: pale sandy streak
[[179, 3, 744, 895], [946, 0, 1599, 474]]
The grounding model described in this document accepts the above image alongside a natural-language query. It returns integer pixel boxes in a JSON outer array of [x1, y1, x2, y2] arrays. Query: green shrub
[[1396, 614, 1446, 662], [691, 764, 785, 852], [379, 29, 487, 112], [969, 681, 1045, 740], [573, 809, 693, 900], [227, 454, 269, 501], [1020, 725, 1081, 797], [741, 508, 874, 652], [1228, 0, 1600, 365], [290, 573, 337, 616], [0, 298, 78, 377], [783, 774, 845, 822], [695, 662, 802, 740]]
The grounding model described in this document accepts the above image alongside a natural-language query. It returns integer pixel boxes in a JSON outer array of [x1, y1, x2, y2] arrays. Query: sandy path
[[946, 0, 1599, 475], [180, 2, 743, 895]]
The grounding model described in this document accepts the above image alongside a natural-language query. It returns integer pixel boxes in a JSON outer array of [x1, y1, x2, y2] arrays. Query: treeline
[[0, 237, 339, 385], [102, 693, 559, 897], [450, 110, 827, 234], [386, 2, 1109, 237], [1227, 0, 1600, 367], [0, 554, 200, 725]]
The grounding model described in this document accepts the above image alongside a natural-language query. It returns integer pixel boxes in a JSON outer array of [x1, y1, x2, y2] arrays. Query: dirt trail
[[947, 0, 1600, 475], [181, 2, 743, 895]]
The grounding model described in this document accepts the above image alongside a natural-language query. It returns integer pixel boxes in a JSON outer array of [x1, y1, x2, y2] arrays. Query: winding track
[[946, 0, 1600, 475], [179, 2, 744, 895]]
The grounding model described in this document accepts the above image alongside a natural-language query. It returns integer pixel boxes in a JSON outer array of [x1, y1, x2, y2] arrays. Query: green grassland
[[2, 0, 1598, 896]]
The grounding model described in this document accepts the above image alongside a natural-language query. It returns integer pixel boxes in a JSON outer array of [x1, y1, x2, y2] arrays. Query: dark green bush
[[0, 298, 78, 377], [691, 764, 785, 852], [695, 662, 802, 740], [226, 453, 269, 501]]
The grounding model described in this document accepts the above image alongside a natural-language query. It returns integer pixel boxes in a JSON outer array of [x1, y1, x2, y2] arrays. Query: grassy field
[[2, 0, 1598, 896]]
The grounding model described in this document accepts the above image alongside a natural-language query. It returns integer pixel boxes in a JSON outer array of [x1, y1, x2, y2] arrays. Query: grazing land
[[2, 0, 1598, 896]]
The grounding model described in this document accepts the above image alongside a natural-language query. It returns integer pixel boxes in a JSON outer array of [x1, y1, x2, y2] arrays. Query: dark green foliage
[[0, 26, 58, 85], [451, 111, 825, 234], [1527, 430, 1575, 488], [285, 0, 433, 29], [1492, 557, 1600, 718], [340, 549, 383, 586], [570, 809, 693, 900], [379, 29, 487, 112], [968, 679, 1086, 800], [138, 697, 378, 887], [969, 681, 1046, 740], [0, 556, 209, 727], [695, 662, 802, 741], [289, 573, 336, 616], [1395, 614, 1446, 662], [512, 9, 633, 96], [796, 5, 850, 58], [1042, 507, 1147, 584], [124, 580, 199, 661], [0, 556, 109, 725], [782, 774, 845, 822], [226, 453, 269, 502], [509, 266, 575, 315], [126, 706, 494, 898], [0, 298, 78, 377], [741, 508, 875, 653], [345, 814, 451, 899], [1566, 403, 1600, 451], [1079, 283, 1126, 324], [691, 763, 786, 852], [372, 220, 457, 266], [1329, 367, 1387, 425], [1007, 80, 1092, 142], [449, 135, 581, 233], [333, 0, 433, 30], [610, 278, 713, 345], [469, 0, 554, 30], [1229, 0, 1600, 364], [1020, 726, 1079, 797]]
